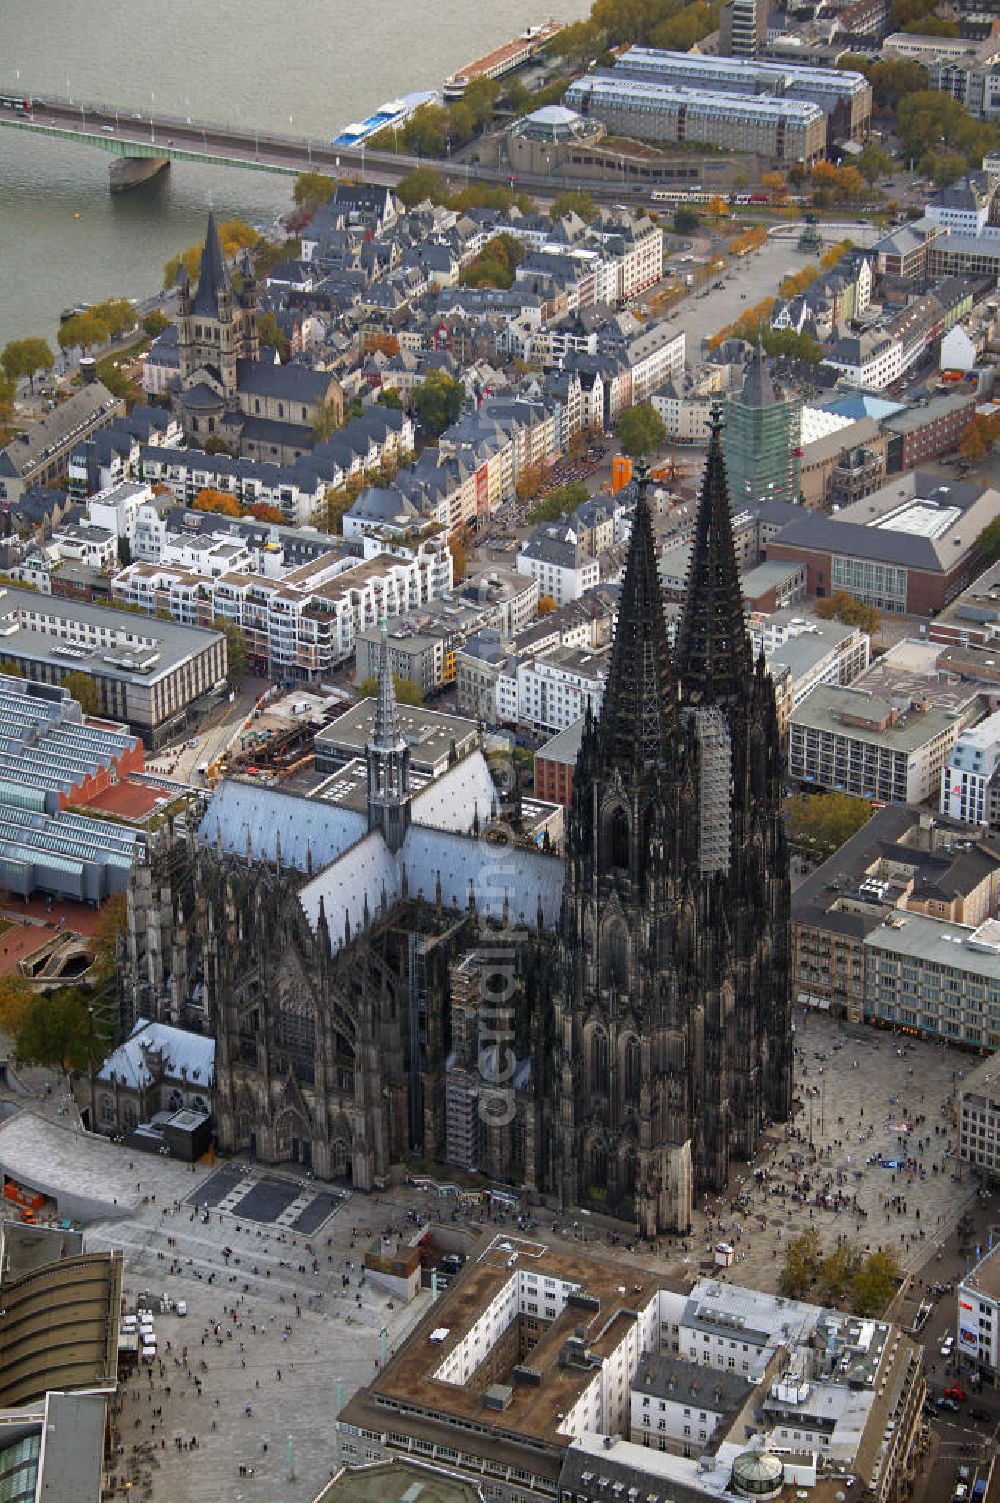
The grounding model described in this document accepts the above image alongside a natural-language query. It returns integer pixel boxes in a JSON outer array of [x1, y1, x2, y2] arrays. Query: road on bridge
[[2, 93, 650, 208]]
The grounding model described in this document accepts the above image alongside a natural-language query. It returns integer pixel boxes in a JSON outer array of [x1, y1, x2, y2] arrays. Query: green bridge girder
[[0, 116, 303, 176]]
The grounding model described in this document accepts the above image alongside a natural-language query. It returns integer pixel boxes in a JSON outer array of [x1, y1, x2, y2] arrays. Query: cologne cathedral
[[117, 414, 791, 1235]]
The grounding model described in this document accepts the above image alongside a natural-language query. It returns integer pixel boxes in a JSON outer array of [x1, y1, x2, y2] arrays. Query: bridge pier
[[109, 155, 170, 193]]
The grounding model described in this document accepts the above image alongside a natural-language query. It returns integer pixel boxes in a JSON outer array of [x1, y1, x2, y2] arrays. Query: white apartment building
[[627, 326, 685, 404], [823, 333, 903, 389], [958, 1053, 1000, 1187], [517, 527, 600, 607], [114, 539, 453, 683], [502, 646, 608, 733], [138, 447, 337, 527], [940, 707, 1000, 825], [789, 683, 976, 804], [87, 480, 155, 550], [864, 911, 1000, 1049]]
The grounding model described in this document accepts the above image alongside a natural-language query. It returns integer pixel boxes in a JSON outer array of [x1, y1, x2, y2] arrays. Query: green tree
[[814, 590, 881, 636], [528, 481, 590, 523], [413, 371, 466, 438], [1, 337, 55, 393], [292, 171, 337, 211], [779, 1228, 822, 1298], [378, 387, 403, 410], [0, 973, 33, 1039], [902, 13, 957, 33], [91, 297, 137, 340], [258, 310, 290, 363], [673, 206, 700, 233], [855, 143, 894, 186], [650, 0, 719, 51], [865, 57, 929, 109], [975, 512, 1000, 564], [783, 791, 874, 860], [213, 616, 247, 686], [57, 312, 106, 354], [551, 190, 599, 224], [396, 167, 450, 208], [617, 403, 667, 457], [850, 1247, 900, 1316], [922, 148, 968, 187], [15, 985, 109, 1072], [61, 670, 100, 717], [463, 77, 501, 131], [897, 90, 997, 169], [549, 17, 603, 65], [359, 673, 424, 706], [141, 309, 170, 339], [311, 400, 343, 443], [460, 233, 524, 290]]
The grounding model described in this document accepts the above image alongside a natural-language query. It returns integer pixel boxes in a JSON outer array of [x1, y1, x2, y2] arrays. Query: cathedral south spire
[[366, 617, 411, 854], [592, 461, 676, 773], [675, 407, 753, 710]]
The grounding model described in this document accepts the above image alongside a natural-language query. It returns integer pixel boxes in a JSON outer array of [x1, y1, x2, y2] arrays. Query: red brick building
[[766, 473, 1000, 616], [533, 719, 584, 812]]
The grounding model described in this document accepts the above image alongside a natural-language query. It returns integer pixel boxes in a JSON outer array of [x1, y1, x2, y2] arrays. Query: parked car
[[940, 1336, 954, 1358], [944, 1384, 966, 1402], [940, 1397, 961, 1413]]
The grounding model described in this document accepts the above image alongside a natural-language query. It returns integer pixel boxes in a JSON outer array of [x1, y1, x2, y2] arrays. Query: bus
[[0, 96, 32, 114]]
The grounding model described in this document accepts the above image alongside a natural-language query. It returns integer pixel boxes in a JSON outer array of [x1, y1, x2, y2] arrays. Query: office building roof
[[0, 586, 224, 685], [791, 683, 967, 752]]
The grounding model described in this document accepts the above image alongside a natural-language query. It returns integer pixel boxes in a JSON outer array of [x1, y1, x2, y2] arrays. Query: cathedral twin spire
[[592, 410, 751, 777]]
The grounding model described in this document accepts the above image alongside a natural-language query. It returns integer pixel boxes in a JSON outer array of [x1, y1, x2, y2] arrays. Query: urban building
[[750, 608, 871, 713], [941, 708, 1000, 825], [565, 73, 828, 164], [314, 699, 479, 779], [864, 909, 1000, 1048], [0, 380, 125, 503], [766, 474, 1000, 615], [789, 679, 981, 804], [723, 350, 803, 509], [533, 716, 585, 811], [516, 525, 600, 607], [336, 1239, 923, 1503], [75, 1019, 215, 1149], [609, 47, 873, 141], [956, 1245, 1000, 1384], [957, 1053, 1000, 1186], [791, 805, 1000, 1018], [499, 645, 608, 734], [719, 0, 766, 58], [0, 586, 227, 747], [929, 557, 1000, 648]]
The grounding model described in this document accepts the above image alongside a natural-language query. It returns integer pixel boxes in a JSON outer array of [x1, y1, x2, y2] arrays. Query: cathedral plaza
[[0, 1004, 977, 1503]]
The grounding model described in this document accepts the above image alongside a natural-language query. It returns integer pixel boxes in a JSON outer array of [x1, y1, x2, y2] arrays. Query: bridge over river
[[0, 90, 635, 202]]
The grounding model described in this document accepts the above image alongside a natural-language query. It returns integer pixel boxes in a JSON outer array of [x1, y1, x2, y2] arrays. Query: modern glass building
[[722, 347, 803, 508]]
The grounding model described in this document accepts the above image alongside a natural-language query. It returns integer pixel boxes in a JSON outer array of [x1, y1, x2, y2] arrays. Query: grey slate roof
[[235, 360, 332, 405], [190, 211, 231, 319]]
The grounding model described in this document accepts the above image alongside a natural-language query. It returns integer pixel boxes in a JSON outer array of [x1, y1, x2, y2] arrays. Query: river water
[[0, 0, 587, 346]]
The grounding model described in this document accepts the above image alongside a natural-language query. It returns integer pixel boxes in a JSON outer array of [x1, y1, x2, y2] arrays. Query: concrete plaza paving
[[0, 1010, 983, 1503]]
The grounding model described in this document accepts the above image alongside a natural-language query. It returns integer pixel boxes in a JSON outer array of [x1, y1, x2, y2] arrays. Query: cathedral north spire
[[674, 406, 753, 709], [592, 462, 676, 773]]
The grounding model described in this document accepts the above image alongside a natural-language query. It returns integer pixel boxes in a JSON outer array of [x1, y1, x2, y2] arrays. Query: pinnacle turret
[[191, 209, 231, 319]]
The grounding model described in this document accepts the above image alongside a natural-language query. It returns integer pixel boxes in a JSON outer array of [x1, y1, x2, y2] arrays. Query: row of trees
[[4, 294, 146, 386], [192, 488, 286, 524], [779, 1229, 900, 1316], [366, 77, 501, 161]]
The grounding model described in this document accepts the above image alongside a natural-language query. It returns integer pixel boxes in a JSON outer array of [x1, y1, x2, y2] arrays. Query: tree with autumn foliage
[[365, 332, 401, 358], [246, 502, 285, 523], [194, 488, 242, 518]]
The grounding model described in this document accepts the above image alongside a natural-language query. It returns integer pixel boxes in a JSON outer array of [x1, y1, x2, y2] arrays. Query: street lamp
[[151, 90, 155, 146]]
